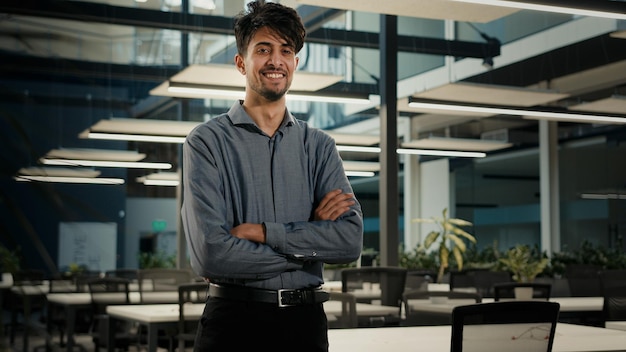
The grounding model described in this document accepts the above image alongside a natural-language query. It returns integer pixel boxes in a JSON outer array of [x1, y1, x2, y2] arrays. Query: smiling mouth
[[264, 72, 285, 79]]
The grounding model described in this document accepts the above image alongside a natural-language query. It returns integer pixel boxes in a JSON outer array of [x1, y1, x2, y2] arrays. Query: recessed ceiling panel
[[413, 82, 569, 107], [169, 64, 344, 91], [570, 96, 626, 115], [45, 148, 147, 162], [296, 0, 518, 23], [327, 132, 380, 146], [17, 167, 101, 178], [402, 136, 512, 152], [80, 118, 202, 138]]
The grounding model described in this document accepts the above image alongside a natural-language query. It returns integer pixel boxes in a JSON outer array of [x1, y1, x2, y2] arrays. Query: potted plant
[[0, 244, 20, 283], [411, 208, 476, 284], [499, 244, 550, 299]]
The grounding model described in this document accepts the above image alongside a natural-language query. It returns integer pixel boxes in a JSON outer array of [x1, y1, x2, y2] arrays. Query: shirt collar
[[227, 100, 295, 130]]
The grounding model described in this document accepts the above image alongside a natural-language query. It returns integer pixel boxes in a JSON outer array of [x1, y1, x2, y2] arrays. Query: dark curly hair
[[234, 1, 306, 56]]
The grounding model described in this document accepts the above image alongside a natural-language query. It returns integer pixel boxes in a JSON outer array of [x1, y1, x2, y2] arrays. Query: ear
[[295, 56, 299, 69], [234, 54, 246, 75]]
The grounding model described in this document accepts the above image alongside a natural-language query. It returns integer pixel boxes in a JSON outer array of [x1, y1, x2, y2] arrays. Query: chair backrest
[[599, 269, 626, 292], [138, 268, 193, 292], [105, 269, 139, 281], [471, 270, 512, 298], [12, 269, 45, 285], [49, 278, 78, 293], [602, 285, 626, 322], [405, 270, 437, 291], [493, 282, 551, 301], [565, 264, 602, 297], [88, 277, 131, 314], [341, 266, 407, 307], [451, 301, 560, 352]]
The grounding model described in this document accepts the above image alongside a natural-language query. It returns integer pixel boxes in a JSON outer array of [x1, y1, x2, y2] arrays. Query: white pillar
[[539, 120, 560, 254]]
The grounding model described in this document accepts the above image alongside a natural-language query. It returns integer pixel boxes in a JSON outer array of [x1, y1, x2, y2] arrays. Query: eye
[[257, 47, 270, 54]]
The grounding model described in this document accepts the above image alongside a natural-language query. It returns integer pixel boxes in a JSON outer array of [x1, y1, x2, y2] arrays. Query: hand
[[314, 189, 355, 221], [230, 223, 266, 243]]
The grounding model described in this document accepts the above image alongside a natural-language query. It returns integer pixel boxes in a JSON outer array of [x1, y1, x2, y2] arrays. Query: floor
[[0, 319, 169, 352]]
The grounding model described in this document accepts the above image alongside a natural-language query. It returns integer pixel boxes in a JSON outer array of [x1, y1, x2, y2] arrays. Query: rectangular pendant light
[[408, 97, 626, 124]]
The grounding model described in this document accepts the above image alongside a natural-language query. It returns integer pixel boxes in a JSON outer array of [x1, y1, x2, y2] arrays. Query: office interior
[[0, 0, 625, 274]]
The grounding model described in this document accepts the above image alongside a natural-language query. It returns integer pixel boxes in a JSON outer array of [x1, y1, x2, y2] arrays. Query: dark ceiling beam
[[0, 0, 234, 34], [307, 28, 500, 58], [0, 52, 179, 83], [0, 0, 499, 59]]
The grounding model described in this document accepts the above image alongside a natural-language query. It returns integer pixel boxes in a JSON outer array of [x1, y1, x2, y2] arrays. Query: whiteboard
[[58, 222, 117, 272]]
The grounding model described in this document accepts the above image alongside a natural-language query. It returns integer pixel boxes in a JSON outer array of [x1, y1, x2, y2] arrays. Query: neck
[[241, 95, 286, 137]]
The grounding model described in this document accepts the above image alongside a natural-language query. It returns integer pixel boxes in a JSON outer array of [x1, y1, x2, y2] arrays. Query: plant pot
[[514, 286, 533, 300], [427, 283, 450, 292]]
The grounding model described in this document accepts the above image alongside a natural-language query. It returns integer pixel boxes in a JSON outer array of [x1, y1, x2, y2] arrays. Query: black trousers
[[194, 296, 329, 352]]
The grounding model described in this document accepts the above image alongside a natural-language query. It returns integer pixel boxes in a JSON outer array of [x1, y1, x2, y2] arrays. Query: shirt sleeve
[[264, 130, 364, 264]]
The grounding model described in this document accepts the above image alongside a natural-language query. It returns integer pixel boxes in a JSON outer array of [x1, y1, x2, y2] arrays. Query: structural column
[[379, 14, 399, 266], [539, 120, 560, 253]]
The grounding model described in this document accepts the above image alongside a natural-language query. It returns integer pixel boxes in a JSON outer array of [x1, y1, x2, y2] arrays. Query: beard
[[249, 74, 291, 102]]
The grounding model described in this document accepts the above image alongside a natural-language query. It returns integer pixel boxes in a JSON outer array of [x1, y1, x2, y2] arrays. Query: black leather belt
[[209, 283, 329, 307]]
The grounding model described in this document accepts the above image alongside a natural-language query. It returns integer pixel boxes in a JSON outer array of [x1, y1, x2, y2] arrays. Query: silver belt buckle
[[277, 289, 298, 307]]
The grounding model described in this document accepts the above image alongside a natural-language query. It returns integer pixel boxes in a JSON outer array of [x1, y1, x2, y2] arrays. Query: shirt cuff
[[263, 221, 286, 253]]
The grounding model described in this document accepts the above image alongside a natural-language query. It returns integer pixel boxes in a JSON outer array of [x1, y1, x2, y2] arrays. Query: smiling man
[[181, 1, 364, 351]]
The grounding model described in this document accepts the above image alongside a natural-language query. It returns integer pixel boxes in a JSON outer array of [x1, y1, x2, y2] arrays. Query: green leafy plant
[[499, 244, 549, 283], [411, 208, 476, 283], [138, 251, 176, 269], [0, 244, 21, 274]]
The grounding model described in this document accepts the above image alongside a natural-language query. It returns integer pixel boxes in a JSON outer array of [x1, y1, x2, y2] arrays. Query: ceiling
[[1, 0, 626, 196]]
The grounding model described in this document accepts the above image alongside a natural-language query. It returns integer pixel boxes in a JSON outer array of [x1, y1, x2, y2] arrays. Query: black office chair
[[493, 282, 551, 301], [451, 301, 560, 352], [602, 285, 626, 325], [341, 266, 407, 327], [176, 282, 209, 352], [566, 264, 602, 297], [87, 277, 136, 352]]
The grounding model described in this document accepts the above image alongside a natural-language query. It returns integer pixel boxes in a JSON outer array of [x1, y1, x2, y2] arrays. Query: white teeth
[[266, 73, 283, 78]]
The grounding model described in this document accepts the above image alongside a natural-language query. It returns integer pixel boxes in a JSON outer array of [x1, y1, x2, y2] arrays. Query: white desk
[[46, 290, 180, 352], [408, 297, 602, 315], [606, 321, 626, 331], [328, 323, 626, 352], [105, 300, 401, 352]]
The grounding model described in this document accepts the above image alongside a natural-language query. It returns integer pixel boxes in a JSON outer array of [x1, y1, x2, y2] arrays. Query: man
[[181, 1, 364, 351]]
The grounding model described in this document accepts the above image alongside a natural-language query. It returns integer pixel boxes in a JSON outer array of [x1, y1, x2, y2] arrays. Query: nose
[[267, 50, 283, 67]]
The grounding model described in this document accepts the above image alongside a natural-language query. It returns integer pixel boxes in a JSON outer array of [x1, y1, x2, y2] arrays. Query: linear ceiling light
[[162, 82, 372, 105], [79, 118, 201, 144], [14, 167, 125, 185], [345, 171, 376, 177], [40, 159, 172, 169], [451, 0, 626, 20], [15, 175, 125, 185], [85, 132, 187, 144], [136, 172, 180, 186], [336, 145, 382, 153], [336, 145, 486, 157], [408, 97, 626, 124], [397, 148, 486, 158]]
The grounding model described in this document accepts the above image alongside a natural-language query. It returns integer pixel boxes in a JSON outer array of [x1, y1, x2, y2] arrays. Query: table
[[45, 290, 180, 352], [105, 300, 401, 352], [407, 297, 602, 321], [327, 323, 626, 352], [606, 321, 626, 331]]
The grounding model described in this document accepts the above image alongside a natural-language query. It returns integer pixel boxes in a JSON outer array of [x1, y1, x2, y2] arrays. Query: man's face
[[235, 26, 299, 102]]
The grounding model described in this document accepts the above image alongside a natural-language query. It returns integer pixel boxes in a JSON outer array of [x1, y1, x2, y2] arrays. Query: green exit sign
[[152, 219, 167, 232]]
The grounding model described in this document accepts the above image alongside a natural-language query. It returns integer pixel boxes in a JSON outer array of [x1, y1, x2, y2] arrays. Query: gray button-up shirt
[[182, 101, 363, 290]]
